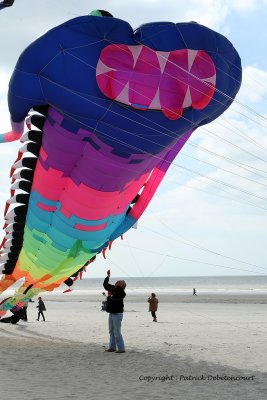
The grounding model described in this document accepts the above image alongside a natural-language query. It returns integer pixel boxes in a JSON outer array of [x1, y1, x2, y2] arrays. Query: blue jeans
[[108, 313, 125, 351]]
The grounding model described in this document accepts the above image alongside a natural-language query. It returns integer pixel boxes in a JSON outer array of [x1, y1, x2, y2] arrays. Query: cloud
[[238, 66, 267, 105], [0, 70, 9, 94], [226, 0, 261, 12]]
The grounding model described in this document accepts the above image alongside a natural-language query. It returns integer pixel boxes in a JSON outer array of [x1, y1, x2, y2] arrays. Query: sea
[[55, 275, 267, 295], [2, 275, 267, 297]]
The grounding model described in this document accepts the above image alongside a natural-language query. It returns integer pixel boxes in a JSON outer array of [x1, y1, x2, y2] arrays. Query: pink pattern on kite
[[32, 161, 150, 220], [37, 203, 57, 213], [96, 45, 216, 120], [74, 223, 107, 231]]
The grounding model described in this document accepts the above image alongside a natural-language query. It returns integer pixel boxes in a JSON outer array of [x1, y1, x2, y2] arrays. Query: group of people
[[102, 270, 159, 354], [0, 296, 46, 324], [102, 274, 199, 353], [1, 272, 198, 354]]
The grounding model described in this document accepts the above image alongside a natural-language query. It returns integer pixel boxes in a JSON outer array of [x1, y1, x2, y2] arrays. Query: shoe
[[115, 350, 125, 353], [105, 348, 116, 352], [36, 319, 39, 321], [153, 319, 157, 322]]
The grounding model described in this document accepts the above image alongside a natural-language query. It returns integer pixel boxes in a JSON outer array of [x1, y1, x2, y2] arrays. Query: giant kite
[[0, 10, 242, 315]]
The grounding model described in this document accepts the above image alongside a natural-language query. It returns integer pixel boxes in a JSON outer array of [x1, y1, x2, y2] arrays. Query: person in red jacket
[[103, 270, 126, 353]]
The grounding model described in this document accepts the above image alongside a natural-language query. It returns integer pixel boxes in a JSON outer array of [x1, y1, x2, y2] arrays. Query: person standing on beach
[[147, 293, 158, 322], [0, 305, 26, 324], [36, 297, 46, 321], [101, 292, 107, 311], [193, 288, 197, 296], [103, 269, 126, 353], [21, 305, 28, 322]]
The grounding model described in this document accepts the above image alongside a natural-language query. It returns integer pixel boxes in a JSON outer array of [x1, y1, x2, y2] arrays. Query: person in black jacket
[[103, 270, 126, 353], [0, 306, 25, 324], [36, 297, 46, 321]]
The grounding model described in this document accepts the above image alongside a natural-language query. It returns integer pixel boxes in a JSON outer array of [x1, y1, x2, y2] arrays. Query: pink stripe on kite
[[129, 168, 165, 220], [37, 202, 57, 212], [32, 157, 151, 220], [31, 162, 66, 201], [39, 147, 48, 161], [60, 206, 71, 219], [3, 131, 23, 143], [74, 222, 107, 231], [58, 172, 150, 220]]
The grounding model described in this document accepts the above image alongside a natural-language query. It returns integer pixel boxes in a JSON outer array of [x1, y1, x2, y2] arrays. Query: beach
[[0, 291, 266, 400]]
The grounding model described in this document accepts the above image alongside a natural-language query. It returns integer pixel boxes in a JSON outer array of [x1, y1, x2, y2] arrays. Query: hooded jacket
[[148, 296, 158, 312], [103, 276, 126, 313]]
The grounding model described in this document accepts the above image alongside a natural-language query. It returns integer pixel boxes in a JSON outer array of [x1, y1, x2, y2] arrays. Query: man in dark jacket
[[36, 297, 46, 321], [103, 270, 126, 353], [0, 306, 25, 324]]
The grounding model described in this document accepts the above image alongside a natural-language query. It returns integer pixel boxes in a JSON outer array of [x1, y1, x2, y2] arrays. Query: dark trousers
[[37, 311, 45, 321], [151, 311, 156, 319]]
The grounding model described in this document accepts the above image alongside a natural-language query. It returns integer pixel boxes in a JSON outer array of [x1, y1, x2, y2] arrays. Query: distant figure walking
[[36, 297, 46, 321], [147, 293, 158, 322], [193, 288, 197, 296]]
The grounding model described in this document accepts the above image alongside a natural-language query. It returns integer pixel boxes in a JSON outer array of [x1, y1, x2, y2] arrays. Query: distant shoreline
[[10, 292, 265, 305]]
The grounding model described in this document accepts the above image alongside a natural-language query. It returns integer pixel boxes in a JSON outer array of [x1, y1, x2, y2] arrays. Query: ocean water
[[57, 275, 267, 295], [2, 276, 267, 297]]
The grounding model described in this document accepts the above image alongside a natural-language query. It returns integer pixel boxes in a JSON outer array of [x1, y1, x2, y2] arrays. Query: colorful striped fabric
[[0, 14, 241, 312]]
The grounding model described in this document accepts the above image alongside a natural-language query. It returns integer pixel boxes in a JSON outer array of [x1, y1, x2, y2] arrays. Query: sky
[[0, 0, 266, 278]]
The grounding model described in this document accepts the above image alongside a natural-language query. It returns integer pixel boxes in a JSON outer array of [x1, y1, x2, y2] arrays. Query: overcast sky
[[0, 0, 266, 278]]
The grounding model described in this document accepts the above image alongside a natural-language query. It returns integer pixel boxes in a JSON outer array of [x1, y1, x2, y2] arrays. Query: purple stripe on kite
[[11, 120, 24, 133], [39, 108, 180, 191], [158, 130, 193, 173]]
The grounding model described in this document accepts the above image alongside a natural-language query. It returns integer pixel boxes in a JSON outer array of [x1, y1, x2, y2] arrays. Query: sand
[[0, 293, 266, 400]]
